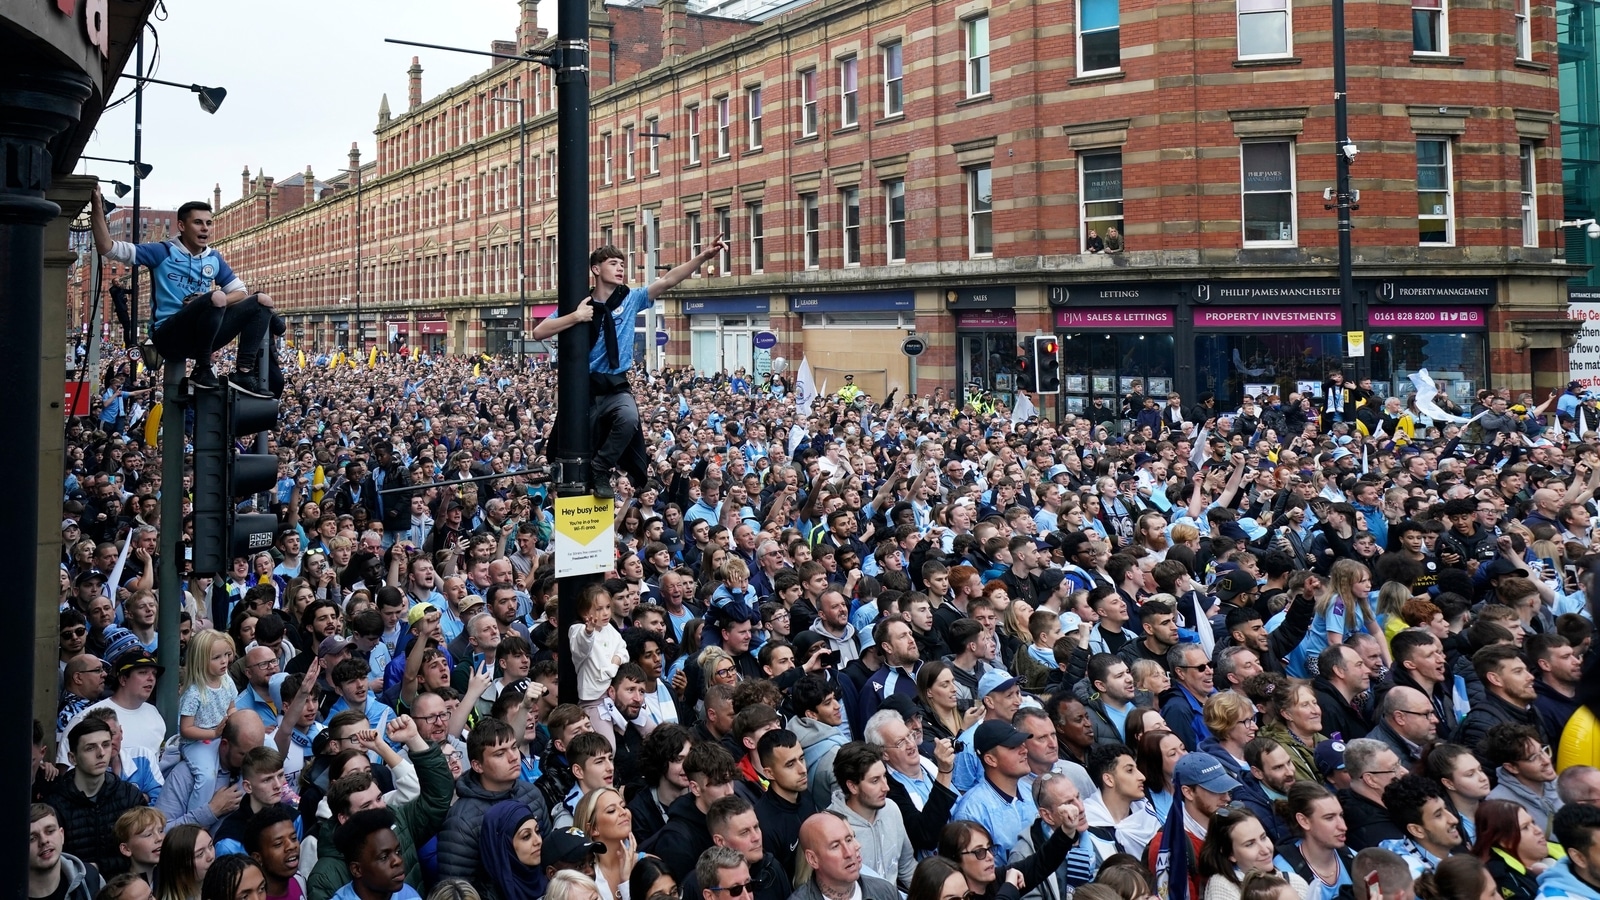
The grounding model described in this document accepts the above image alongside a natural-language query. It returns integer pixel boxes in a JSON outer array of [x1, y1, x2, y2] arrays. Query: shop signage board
[[554, 496, 615, 577], [1569, 290, 1600, 389]]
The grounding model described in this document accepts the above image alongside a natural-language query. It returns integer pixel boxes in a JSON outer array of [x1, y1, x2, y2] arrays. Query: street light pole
[[130, 33, 144, 349], [1332, 0, 1366, 380], [340, 165, 363, 352], [492, 95, 528, 366]]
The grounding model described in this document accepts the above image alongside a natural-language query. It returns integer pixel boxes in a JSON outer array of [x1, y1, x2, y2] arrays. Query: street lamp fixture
[[83, 156, 154, 179], [97, 178, 132, 198], [131, 75, 227, 114]]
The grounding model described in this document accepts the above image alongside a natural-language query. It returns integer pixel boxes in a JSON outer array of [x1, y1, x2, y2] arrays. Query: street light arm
[[385, 37, 553, 65]]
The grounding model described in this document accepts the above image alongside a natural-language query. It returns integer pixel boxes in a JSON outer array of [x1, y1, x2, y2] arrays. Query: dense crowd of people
[[38, 214, 1600, 900]]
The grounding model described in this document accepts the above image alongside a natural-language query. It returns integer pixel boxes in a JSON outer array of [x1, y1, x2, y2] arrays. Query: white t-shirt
[[58, 699, 168, 763]]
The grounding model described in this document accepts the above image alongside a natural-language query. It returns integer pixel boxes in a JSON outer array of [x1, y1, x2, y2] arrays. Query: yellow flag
[[368, 347, 377, 369], [328, 352, 339, 370], [473, 363, 481, 378], [134, 360, 144, 378], [298, 350, 307, 370], [480, 354, 494, 364], [144, 401, 162, 446], [348, 353, 359, 370]]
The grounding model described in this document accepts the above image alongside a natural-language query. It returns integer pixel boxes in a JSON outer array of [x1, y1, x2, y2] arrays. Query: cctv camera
[[1341, 142, 1360, 162], [1589, 222, 1600, 240]]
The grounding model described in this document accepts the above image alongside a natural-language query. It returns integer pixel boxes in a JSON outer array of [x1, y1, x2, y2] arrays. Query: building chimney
[[518, 0, 541, 51], [305, 164, 316, 202], [348, 142, 361, 186], [213, 183, 222, 210], [661, 0, 687, 61], [241, 165, 251, 199], [408, 57, 423, 111]]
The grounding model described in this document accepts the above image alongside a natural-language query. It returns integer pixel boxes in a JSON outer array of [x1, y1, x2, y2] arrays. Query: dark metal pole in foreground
[[1332, 0, 1366, 380], [553, 0, 595, 706], [155, 363, 184, 728], [130, 34, 144, 348]]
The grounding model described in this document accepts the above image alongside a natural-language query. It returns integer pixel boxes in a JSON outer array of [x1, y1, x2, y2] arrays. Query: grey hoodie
[[827, 789, 916, 888], [56, 852, 104, 900], [789, 715, 848, 808]]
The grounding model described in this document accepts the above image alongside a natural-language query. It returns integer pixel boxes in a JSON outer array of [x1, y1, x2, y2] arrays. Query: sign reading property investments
[[554, 495, 614, 577]]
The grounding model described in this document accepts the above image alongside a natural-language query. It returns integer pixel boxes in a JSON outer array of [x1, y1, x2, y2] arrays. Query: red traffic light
[[1040, 340, 1058, 355]]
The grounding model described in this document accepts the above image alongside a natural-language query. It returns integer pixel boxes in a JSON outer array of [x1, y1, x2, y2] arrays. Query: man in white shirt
[[58, 651, 167, 764]]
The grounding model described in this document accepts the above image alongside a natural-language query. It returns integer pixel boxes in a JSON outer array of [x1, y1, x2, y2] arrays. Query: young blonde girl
[[178, 629, 239, 811], [569, 582, 628, 751]]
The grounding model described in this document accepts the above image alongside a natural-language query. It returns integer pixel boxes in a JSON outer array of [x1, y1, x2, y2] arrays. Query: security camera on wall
[[1340, 142, 1360, 162], [1589, 222, 1600, 240]]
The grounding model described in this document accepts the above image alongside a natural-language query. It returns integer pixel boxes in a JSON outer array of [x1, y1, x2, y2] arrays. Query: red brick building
[[212, 0, 1578, 412], [69, 206, 178, 338]]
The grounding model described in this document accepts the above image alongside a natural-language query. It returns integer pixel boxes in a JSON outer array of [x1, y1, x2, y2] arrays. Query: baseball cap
[[316, 636, 354, 658], [1314, 740, 1347, 779], [1212, 571, 1254, 601], [858, 629, 880, 656], [542, 829, 607, 867], [459, 594, 487, 614], [112, 648, 165, 679], [974, 720, 1030, 755], [406, 602, 438, 627], [1174, 752, 1242, 794], [1036, 569, 1066, 595], [878, 694, 922, 723], [977, 670, 1020, 701], [1483, 558, 1529, 579], [1330, 448, 1353, 462], [74, 569, 106, 586], [1134, 452, 1154, 465], [61, 519, 79, 531], [1046, 464, 1070, 481]]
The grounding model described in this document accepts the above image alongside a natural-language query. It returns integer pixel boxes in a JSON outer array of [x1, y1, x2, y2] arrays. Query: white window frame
[[1079, 149, 1123, 252], [800, 69, 818, 136], [1417, 137, 1454, 246], [885, 179, 906, 263], [1240, 140, 1298, 248], [602, 132, 614, 185], [716, 95, 731, 158], [883, 42, 904, 117], [716, 207, 732, 275], [841, 187, 861, 265], [687, 104, 702, 164], [1515, 0, 1531, 59], [647, 117, 661, 174], [624, 125, 637, 180], [967, 166, 993, 257], [687, 212, 703, 274], [840, 56, 859, 126], [965, 16, 990, 97], [803, 193, 821, 269], [1520, 142, 1538, 247], [1078, 0, 1121, 76], [747, 87, 763, 149], [1412, 0, 1447, 54], [1236, 0, 1292, 59], [749, 201, 765, 274]]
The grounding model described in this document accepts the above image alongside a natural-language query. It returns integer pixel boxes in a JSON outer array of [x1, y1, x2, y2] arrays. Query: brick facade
[[211, 0, 1579, 408]]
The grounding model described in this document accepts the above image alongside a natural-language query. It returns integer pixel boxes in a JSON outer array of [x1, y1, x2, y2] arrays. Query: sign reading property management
[[555, 496, 615, 577]]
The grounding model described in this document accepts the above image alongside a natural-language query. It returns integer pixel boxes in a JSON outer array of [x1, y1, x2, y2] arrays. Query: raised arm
[[648, 234, 728, 300]]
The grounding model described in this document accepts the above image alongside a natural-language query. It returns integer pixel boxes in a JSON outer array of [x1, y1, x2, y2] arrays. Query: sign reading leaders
[[554, 496, 615, 577]]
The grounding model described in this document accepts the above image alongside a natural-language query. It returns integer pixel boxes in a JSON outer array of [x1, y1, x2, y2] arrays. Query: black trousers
[[151, 294, 273, 367]]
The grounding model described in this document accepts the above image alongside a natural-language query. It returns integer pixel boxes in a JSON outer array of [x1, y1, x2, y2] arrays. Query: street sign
[[902, 336, 927, 357], [65, 381, 91, 416], [554, 495, 615, 577], [655, 331, 669, 347], [753, 331, 778, 350]]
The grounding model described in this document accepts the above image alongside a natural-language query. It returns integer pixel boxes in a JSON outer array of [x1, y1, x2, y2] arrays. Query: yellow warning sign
[[554, 495, 615, 577]]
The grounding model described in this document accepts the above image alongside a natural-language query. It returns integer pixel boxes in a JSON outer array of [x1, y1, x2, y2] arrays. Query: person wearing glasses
[[235, 647, 284, 730], [1483, 723, 1563, 833], [1339, 738, 1408, 852], [1161, 642, 1216, 753]]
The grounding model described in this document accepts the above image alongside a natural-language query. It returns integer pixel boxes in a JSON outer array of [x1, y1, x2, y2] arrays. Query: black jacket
[[1312, 676, 1373, 743], [1337, 787, 1405, 851], [46, 772, 147, 876], [1486, 850, 1541, 900], [1534, 680, 1582, 767], [682, 853, 791, 900], [645, 792, 713, 881], [1454, 692, 1545, 773], [628, 786, 670, 844], [754, 788, 818, 876]]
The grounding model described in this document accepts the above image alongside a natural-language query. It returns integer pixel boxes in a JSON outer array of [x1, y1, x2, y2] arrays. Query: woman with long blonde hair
[[1291, 558, 1386, 677], [574, 787, 638, 900]]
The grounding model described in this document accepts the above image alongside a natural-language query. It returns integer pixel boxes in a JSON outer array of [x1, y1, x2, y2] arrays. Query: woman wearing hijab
[[481, 800, 549, 900]]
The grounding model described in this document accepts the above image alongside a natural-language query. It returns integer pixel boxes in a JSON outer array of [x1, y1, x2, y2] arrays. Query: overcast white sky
[[82, 0, 523, 210]]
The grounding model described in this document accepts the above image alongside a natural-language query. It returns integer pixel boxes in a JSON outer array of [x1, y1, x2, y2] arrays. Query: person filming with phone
[[532, 235, 728, 499]]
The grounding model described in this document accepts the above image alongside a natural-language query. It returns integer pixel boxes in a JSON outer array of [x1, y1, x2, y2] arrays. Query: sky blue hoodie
[[330, 882, 423, 900], [1537, 858, 1600, 900]]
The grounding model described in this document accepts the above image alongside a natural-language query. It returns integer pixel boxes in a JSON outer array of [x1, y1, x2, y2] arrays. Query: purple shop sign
[[1367, 307, 1486, 328], [1193, 309, 1342, 328], [956, 310, 1018, 328], [1055, 307, 1175, 329]]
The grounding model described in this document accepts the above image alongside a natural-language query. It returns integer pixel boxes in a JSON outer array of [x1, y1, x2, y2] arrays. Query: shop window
[[1414, 0, 1446, 53], [1368, 332, 1487, 411], [968, 166, 993, 257], [1242, 141, 1296, 246], [1079, 0, 1121, 74], [966, 16, 991, 96], [883, 42, 904, 117], [1238, 0, 1291, 58], [1058, 332, 1176, 421], [1193, 333, 1341, 410], [1417, 138, 1454, 245], [1080, 150, 1124, 252]]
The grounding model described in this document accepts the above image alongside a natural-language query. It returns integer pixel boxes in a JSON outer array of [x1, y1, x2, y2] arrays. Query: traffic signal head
[[191, 380, 281, 573], [1033, 334, 1061, 395]]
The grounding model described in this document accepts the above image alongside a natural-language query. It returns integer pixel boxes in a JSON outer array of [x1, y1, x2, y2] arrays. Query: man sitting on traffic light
[[91, 185, 279, 396], [533, 236, 728, 498]]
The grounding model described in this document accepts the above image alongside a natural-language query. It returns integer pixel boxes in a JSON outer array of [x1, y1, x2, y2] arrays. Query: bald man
[[57, 655, 106, 745], [155, 711, 265, 830], [792, 813, 901, 900]]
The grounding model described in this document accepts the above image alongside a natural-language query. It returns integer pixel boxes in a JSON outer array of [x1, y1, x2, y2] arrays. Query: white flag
[[1012, 392, 1037, 423], [795, 356, 818, 417], [1409, 369, 1488, 426]]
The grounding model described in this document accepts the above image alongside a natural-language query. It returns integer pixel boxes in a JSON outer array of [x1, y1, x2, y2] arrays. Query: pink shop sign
[[1056, 308, 1175, 329], [1367, 307, 1486, 328], [1194, 309, 1342, 328]]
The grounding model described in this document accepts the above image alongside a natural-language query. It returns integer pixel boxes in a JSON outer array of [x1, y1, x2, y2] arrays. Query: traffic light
[[192, 380, 280, 573], [1033, 335, 1061, 394]]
